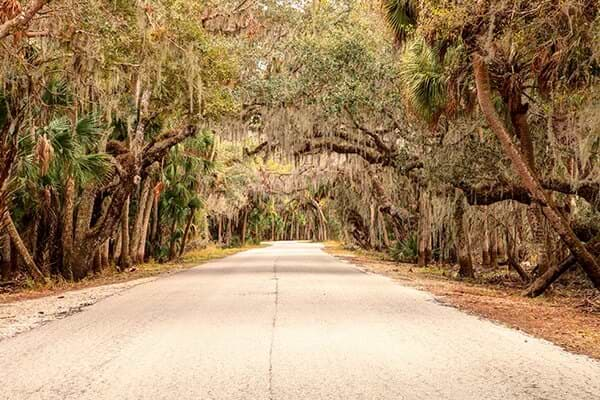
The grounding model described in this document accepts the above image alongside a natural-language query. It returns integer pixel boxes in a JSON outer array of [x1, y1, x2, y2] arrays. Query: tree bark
[[241, 209, 248, 245], [136, 183, 155, 263], [454, 191, 474, 278], [2, 212, 46, 283], [473, 55, 600, 289], [168, 217, 178, 260], [0, 0, 52, 40], [101, 240, 110, 269], [61, 177, 75, 279], [527, 204, 548, 275], [217, 216, 222, 244], [0, 233, 11, 281], [149, 183, 161, 258], [113, 228, 122, 263], [505, 230, 530, 283], [118, 197, 132, 269], [178, 209, 194, 258], [130, 178, 151, 261], [417, 190, 431, 267], [524, 235, 600, 297], [482, 212, 491, 268]]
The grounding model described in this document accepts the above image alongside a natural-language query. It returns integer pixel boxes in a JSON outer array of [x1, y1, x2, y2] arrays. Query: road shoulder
[[324, 243, 600, 361]]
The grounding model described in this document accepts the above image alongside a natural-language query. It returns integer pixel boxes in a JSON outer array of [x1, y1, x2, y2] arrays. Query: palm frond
[[75, 114, 104, 149], [382, 0, 419, 45], [46, 117, 74, 159], [42, 79, 71, 107], [399, 38, 447, 121], [71, 153, 114, 186]]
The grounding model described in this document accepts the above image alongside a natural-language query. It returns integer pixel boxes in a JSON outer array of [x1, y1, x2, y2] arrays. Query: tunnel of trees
[[0, 0, 599, 298]]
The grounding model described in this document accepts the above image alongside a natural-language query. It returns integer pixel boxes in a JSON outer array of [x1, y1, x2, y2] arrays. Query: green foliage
[[399, 38, 446, 121], [42, 79, 71, 107], [382, 0, 418, 44], [390, 234, 417, 262]]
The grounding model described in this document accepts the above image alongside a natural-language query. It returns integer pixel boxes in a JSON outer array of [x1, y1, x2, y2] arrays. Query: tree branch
[[0, 0, 52, 40]]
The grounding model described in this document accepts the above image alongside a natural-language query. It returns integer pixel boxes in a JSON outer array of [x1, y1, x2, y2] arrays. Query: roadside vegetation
[[0, 0, 598, 342]]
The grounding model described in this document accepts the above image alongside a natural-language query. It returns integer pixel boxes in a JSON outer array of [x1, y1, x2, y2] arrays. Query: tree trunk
[[417, 190, 431, 267], [217, 216, 222, 244], [178, 209, 194, 258], [270, 216, 275, 241], [524, 235, 600, 297], [101, 240, 110, 270], [381, 213, 391, 249], [168, 218, 178, 260], [118, 197, 132, 269], [369, 203, 377, 248], [113, 228, 122, 262], [226, 217, 232, 246], [136, 183, 155, 263], [505, 229, 530, 283], [61, 177, 75, 279], [92, 247, 102, 274], [482, 212, 492, 268], [241, 209, 248, 245], [473, 55, 600, 289], [70, 187, 97, 280], [130, 179, 151, 261], [527, 204, 548, 275], [0, 233, 11, 281], [454, 191, 474, 278], [2, 212, 46, 283]]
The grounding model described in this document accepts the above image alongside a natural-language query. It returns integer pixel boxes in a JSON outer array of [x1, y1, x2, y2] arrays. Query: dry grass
[[0, 244, 261, 304], [324, 241, 600, 360]]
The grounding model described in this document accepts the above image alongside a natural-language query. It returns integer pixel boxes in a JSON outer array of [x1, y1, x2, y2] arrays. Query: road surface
[[1, 242, 599, 399]]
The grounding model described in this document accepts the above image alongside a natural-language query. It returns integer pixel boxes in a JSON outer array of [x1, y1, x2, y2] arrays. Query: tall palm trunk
[[179, 209, 194, 258], [473, 55, 600, 289], [118, 197, 132, 269], [61, 177, 75, 279], [527, 204, 548, 274], [2, 212, 46, 283]]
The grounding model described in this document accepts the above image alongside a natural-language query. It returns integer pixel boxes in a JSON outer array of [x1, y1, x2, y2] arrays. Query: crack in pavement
[[268, 256, 280, 400]]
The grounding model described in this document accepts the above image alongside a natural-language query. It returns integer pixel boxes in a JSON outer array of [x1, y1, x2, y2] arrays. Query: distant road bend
[[1, 242, 599, 399]]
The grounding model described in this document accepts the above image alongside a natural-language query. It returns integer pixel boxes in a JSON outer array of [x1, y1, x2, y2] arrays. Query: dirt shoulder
[[0, 245, 260, 340], [0, 244, 260, 304], [324, 242, 600, 360]]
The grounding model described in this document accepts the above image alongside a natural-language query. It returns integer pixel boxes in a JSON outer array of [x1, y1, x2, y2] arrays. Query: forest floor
[[0, 244, 260, 340], [324, 242, 600, 360]]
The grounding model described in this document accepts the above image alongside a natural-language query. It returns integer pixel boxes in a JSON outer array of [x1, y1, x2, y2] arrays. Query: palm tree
[[13, 114, 112, 279], [382, 0, 419, 45]]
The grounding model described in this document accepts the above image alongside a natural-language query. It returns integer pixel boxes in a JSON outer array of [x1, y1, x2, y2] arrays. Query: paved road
[[1, 242, 599, 400]]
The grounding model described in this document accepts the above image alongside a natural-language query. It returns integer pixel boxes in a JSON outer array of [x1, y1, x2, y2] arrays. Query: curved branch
[[0, 0, 52, 40], [294, 139, 389, 165]]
